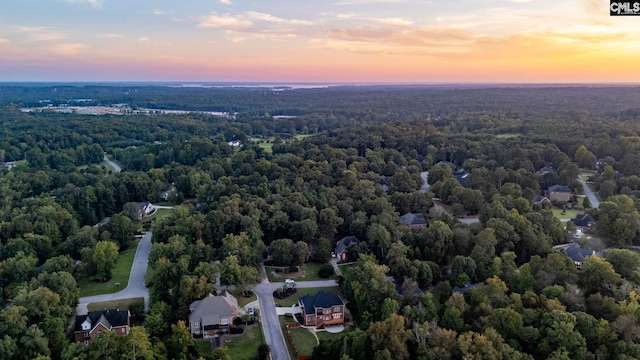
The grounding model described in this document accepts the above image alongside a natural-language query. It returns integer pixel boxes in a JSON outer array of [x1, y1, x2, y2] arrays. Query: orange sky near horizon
[[1, 0, 639, 83]]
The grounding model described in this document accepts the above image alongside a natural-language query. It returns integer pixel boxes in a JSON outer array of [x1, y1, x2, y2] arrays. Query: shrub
[[318, 264, 335, 278], [229, 327, 244, 334]]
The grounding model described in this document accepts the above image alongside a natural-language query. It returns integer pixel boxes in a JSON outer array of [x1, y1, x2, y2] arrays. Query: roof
[[572, 213, 596, 227], [533, 194, 550, 204], [94, 217, 111, 228], [336, 236, 360, 254], [452, 283, 479, 294], [398, 213, 427, 226], [565, 244, 595, 263], [454, 169, 471, 188], [299, 290, 344, 310], [189, 293, 237, 326], [74, 309, 129, 332], [539, 166, 554, 175], [548, 184, 571, 193]]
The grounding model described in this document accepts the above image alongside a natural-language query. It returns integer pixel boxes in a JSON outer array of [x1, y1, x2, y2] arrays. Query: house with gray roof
[[565, 243, 596, 270], [299, 290, 345, 329], [189, 291, 239, 338], [547, 184, 572, 203], [398, 213, 427, 229], [74, 309, 130, 344], [335, 236, 360, 261]]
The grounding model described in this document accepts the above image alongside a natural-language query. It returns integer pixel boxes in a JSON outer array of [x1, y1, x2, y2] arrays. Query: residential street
[[103, 154, 122, 173], [253, 279, 338, 360], [76, 231, 152, 315], [578, 175, 600, 209]]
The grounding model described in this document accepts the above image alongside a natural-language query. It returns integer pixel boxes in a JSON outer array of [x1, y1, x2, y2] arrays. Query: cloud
[[220, 0, 231, 3], [26, 33, 67, 42], [49, 43, 87, 56], [153, 9, 166, 16], [198, 11, 314, 35], [138, 37, 150, 43], [0, 38, 10, 44], [199, 13, 253, 30], [64, 0, 103, 9], [245, 11, 314, 25], [101, 33, 123, 38], [370, 17, 413, 26]]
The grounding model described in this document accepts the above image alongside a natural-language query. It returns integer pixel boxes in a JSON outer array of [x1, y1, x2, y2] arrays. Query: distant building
[[454, 168, 471, 188], [452, 283, 479, 294], [93, 217, 111, 228], [565, 243, 595, 269], [547, 185, 571, 203], [398, 213, 427, 229], [533, 194, 551, 205], [0, 161, 16, 170], [159, 183, 177, 201], [335, 236, 360, 262], [539, 166, 554, 176], [227, 140, 241, 147], [572, 213, 596, 235], [74, 309, 130, 344], [135, 202, 154, 220]]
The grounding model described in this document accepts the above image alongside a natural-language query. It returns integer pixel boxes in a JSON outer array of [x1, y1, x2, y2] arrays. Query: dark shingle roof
[[299, 290, 343, 310], [452, 283, 479, 294], [548, 184, 571, 193], [533, 194, 550, 204], [565, 244, 595, 263], [336, 236, 360, 254], [454, 169, 471, 188], [572, 213, 596, 227], [74, 309, 129, 332], [398, 213, 427, 226]]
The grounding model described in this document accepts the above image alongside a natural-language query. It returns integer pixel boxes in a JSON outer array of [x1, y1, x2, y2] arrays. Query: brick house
[[546, 185, 572, 203], [189, 292, 239, 338], [398, 213, 427, 229], [74, 309, 130, 344], [298, 290, 345, 329], [572, 213, 596, 235], [335, 236, 360, 262]]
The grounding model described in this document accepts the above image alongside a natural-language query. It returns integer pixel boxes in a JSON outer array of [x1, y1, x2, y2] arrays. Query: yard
[[77, 241, 138, 297], [550, 207, 583, 220], [258, 142, 273, 154], [288, 327, 318, 356], [265, 262, 326, 283], [87, 297, 143, 312], [229, 290, 258, 308], [226, 325, 265, 360], [274, 286, 341, 307]]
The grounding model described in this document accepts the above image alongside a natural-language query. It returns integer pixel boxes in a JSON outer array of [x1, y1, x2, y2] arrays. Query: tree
[[105, 214, 136, 249], [606, 249, 640, 282], [270, 238, 294, 267], [423, 221, 453, 264], [127, 326, 154, 360], [367, 223, 392, 258], [574, 145, 596, 169], [145, 301, 171, 338], [167, 320, 194, 360], [582, 196, 591, 209], [93, 241, 119, 281], [212, 346, 232, 360], [580, 255, 623, 296], [258, 343, 270, 360], [368, 314, 411, 360], [292, 241, 311, 268]]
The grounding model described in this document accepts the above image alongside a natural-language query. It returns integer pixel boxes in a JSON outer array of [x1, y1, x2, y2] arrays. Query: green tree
[[368, 314, 411, 360], [167, 320, 194, 360], [270, 238, 294, 267], [93, 241, 119, 281], [127, 326, 154, 360]]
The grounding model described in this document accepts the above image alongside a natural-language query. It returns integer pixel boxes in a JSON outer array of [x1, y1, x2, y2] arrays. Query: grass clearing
[[550, 208, 583, 219], [289, 327, 318, 356], [77, 241, 138, 297], [229, 290, 258, 308], [87, 297, 143, 312], [258, 142, 273, 154], [495, 133, 522, 139], [265, 262, 327, 283], [226, 326, 265, 360], [274, 286, 340, 307], [194, 340, 212, 360], [316, 330, 342, 343]]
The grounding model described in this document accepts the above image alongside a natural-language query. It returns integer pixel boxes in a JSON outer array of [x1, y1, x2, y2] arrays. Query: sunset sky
[[1, 0, 638, 83]]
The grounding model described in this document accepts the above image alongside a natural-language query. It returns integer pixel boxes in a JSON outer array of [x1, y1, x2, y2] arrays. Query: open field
[[289, 327, 317, 356], [77, 241, 138, 297], [258, 142, 273, 153], [87, 297, 143, 312], [226, 325, 264, 360], [274, 286, 341, 307], [266, 262, 326, 283], [550, 208, 583, 219]]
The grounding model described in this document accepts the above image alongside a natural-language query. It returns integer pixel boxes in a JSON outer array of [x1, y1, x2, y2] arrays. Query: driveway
[[578, 175, 600, 209], [103, 154, 121, 173], [254, 279, 338, 360], [76, 231, 152, 315]]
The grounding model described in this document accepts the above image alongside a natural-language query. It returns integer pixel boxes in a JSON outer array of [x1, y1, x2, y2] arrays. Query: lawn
[[316, 330, 342, 343], [229, 290, 258, 308], [289, 327, 318, 356], [77, 242, 138, 297], [87, 297, 143, 312], [265, 262, 327, 283], [258, 142, 273, 154], [550, 208, 583, 219], [495, 133, 522, 138], [194, 340, 212, 360], [338, 264, 354, 276], [274, 286, 340, 307], [226, 325, 265, 360]]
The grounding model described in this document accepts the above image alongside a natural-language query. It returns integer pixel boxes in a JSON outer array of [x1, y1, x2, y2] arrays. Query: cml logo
[[610, 1, 640, 15]]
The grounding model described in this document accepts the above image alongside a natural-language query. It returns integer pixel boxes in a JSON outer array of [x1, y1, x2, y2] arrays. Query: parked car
[[248, 307, 255, 316], [285, 278, 295, 285]]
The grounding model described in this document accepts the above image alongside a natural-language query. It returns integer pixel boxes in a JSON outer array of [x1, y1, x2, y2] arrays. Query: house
[[398, 213, 427, 229], [159, 183, 177, 201], [228, 140, 241, 147], [572, 213, 596, 235], [0, 161, 16, 170], [547, 185, 572, 203], [539, 166, 554, 176], [380, 175, 392, 191], [452, 283, 479, 294], [74, 309, 130, 344], [565, 243, 595, 270], [335, 236, 360, 262], [135, 202, 154, 220], [533, 194, 551, 205], [454, 168, 471, 188], [298, 290, 345, 329], [189, 292, 239, 338]]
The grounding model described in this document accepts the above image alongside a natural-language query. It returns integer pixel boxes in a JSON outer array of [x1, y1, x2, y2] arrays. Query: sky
[[1, 0, 639, 83]]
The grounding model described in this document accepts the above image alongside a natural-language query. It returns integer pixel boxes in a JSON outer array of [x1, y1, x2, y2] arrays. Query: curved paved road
[[76, 231, 152, 315], [103, 154, 122, 173], [578, 175, 600, 209], [254, 279, 339, 360]]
